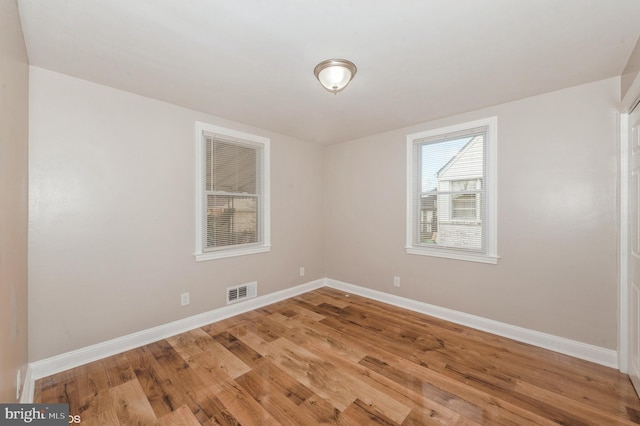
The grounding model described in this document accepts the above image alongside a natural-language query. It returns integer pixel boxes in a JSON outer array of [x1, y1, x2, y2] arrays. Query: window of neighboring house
[[195, 122, 270, 261], [406, 117, 498, 264], [451, 179, 481, 221]]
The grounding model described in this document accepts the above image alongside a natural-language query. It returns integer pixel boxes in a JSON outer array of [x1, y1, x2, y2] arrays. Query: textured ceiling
[[17, 0, 640, 144]]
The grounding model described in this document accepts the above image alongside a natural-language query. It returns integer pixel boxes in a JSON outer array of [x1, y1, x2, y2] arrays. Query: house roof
[[436, 135, 482, 178]]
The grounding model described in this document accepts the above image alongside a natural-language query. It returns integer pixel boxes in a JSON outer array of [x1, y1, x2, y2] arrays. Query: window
[[451, 179, 481, 221], [195, 122, 270, 261], [406, 117, 498, 263]]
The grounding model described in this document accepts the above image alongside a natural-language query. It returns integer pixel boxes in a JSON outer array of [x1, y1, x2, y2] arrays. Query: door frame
[[620, 111, 629, 373], [620, 73, 640, 373]]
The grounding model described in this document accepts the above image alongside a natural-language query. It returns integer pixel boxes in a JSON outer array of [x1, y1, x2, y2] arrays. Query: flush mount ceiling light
[[314, 59, 357, 94]]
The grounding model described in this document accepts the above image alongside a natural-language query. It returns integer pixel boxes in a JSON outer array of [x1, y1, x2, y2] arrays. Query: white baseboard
[[22, 278, 325, 402], [325, 278, 618, 369], [23, 276, 618, 403], [20, 365, 34, 403]]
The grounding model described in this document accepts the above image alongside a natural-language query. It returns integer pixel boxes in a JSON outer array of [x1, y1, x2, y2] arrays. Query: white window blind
[[406, 117, 498, 263], [195, 122, 270, 261], [451, 179, 481, 221], [204, 135, 260, 250]]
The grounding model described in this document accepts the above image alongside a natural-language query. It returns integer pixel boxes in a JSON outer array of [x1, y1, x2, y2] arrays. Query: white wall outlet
[[299, 267, 305, 277], [393, 276, 401, 287], [180, 292, 190, 306]]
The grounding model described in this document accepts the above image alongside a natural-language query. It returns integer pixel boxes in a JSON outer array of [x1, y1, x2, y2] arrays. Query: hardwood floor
[[35, 287, 640, 425]]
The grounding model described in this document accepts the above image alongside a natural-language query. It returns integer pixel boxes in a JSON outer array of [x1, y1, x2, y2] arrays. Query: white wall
[[0, 0, 29, 402], [28, 67, 325, 361], [28, 64, 624, 359], [622, 35, 640, 101], [325, 78, 620, 349]]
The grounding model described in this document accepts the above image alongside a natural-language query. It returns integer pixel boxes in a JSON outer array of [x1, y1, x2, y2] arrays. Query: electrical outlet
[[393, 276, 400, 287], [181, 292, 190, 306], [299, 267, 305, 277]]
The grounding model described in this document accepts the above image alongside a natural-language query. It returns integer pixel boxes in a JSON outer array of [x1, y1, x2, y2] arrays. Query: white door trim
[[619, 64, 640, 373], [620, 112, 629, 373]]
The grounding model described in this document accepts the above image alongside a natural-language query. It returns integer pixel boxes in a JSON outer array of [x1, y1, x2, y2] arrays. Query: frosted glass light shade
[[314, 59, 357, 93]]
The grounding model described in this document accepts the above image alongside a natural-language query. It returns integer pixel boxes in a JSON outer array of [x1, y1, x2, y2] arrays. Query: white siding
[[436, 136, 484, 249], [438, 135, 484, 181]]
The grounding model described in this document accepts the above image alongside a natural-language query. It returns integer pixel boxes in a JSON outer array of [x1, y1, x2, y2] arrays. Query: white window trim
[[194, 122, 271, 261], [405, 117, 498, 264]]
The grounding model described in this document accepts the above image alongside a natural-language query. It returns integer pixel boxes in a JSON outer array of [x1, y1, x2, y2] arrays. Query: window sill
[[406, 247, 498, 264], [195, 245, 271, 261]]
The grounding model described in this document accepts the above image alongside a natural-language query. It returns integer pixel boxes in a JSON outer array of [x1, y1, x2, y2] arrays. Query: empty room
[[4, 0, 640, 424]]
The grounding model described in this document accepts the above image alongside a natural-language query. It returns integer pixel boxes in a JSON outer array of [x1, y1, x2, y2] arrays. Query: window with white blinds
[[195, 122, 270, 261], [406, 117, 498, 264]]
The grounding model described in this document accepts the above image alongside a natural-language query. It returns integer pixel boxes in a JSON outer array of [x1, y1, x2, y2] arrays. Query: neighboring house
[[436, 135, 484, 250], [420, 193, 438, 243], [207, 197, 257, 247]]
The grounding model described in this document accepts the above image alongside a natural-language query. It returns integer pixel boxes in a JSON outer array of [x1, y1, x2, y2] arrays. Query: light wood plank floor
[[35, 287, 640, 425]]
